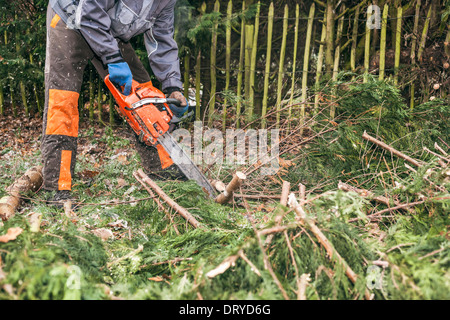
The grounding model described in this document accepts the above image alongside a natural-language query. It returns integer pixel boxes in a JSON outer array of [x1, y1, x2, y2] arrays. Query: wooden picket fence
[[179, 0, 440, 130], [0, 1, 446, 132]]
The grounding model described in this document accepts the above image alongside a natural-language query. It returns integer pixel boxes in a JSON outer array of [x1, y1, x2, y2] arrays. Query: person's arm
[[144, 0, 183, 92], [59, 0, 132, 93], [64, 0, 123, 65]]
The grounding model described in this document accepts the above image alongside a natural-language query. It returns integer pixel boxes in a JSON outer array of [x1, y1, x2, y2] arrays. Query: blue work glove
[[108, 62, 133, 96], [167, 90, 189, 118]]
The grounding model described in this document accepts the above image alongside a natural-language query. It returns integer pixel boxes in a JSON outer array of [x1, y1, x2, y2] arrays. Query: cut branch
[[215, 171, 247, 204], [338, 181, 412, 213], [280, 181, 291, 207], [362, 131, 422, 167], [135, 170, 202, 229], [288, 193, 372, 300]]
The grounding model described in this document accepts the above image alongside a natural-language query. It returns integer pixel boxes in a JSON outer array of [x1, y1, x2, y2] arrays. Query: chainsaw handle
[[165, 98, 182, 107], [105, 75, 140, 97]]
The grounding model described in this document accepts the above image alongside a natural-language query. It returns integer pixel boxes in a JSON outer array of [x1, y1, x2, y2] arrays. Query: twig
[[265, 181, 291, 246], [133, 172, 180, 235], [437, 137, 450, 150], [423, 147, 449, 163], [206, 254, 240, 278], [149, 257, 193, 266], [405, 164, 447, 193], [386, 243, 415, 253], [258, 225, 295, 237], [238, 250, 261, 277], [418, 248, 445, 260], [288, 193, 372, 300], [338, 181, 412, 212], [233, 194, 281, 200], [107, 245, 144, 268], [135, 170, 202, 229], [350, 200, 426, 222], [284, 230, 301, 300], [298, 274, 311, 300], [133, 172, 165, 212], [250, 216, 290, 300], [363, 131, 422, 167], [434, 142, 448, 157]]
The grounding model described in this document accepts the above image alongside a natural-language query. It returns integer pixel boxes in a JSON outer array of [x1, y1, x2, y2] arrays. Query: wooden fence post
[[409, 0, 421, 109], [275, 4, 289, 129], [364, 6, 372, 83], [261, 2, 274, 129], [379, 4, 388, 81], [325, 0, 335, 78], [350, 4, 360, 76], [195, 2, 206, 122], [4, 26, 17, 117], [244, 24, 254, 104], [300, 3, 315, 128], [15, 14, 29, 117], [223, 0, 233, 131], [330, 4, 343, 119], [0, 88, 3, 115], [315, 9, 327, 113], [89, 67, 95, 122], [184, 53, 190, 99], [394, 6, 403, 86], [208, 0, 220, 127], [248, 1, 261, 125], [288, 4, 300, 126], [236, 1, 246, 129], [195, 50, 202, 121]]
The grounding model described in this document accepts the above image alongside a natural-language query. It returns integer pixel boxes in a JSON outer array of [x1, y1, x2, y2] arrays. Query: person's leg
[[92, 41, 186, 180], [41, 7, 93, 196]]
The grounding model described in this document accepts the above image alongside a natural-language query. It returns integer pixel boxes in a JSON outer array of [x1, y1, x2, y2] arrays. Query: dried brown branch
[[280, 181, 291, 207], [288, 193, 372, 300], [423, 147, 450, 164], [205, 254, 240, 279], [362, 131, 422, 167], [434, 142, 448, 157], [338, 181, 412, 213], [133, 172, 180, 235], [353, 200, 426, 222], [135, 170, 202, 229]]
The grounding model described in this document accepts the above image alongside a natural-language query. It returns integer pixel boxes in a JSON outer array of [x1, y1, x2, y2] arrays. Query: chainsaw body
[[105, 75, 217, 198], [104, 75, 175, 146]]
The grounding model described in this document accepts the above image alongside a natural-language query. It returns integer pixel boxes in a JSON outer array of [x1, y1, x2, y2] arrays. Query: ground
[[0, 102, 449, 300]]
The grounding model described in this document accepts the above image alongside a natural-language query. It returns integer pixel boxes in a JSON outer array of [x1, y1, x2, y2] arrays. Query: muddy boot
[[48, 190, 79, 211]]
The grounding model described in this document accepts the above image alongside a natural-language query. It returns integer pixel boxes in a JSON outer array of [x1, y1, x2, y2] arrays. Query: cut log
[[0, 166, 43, 221], [210, 180, 226, 193], [215, 171, 247, 204]]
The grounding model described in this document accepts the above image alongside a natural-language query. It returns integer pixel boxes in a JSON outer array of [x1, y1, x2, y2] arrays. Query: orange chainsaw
[[105, 75, 216, 198]]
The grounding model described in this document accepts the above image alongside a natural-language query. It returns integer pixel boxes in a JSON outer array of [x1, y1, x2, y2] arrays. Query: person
[[42, 0, 189, 207]]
